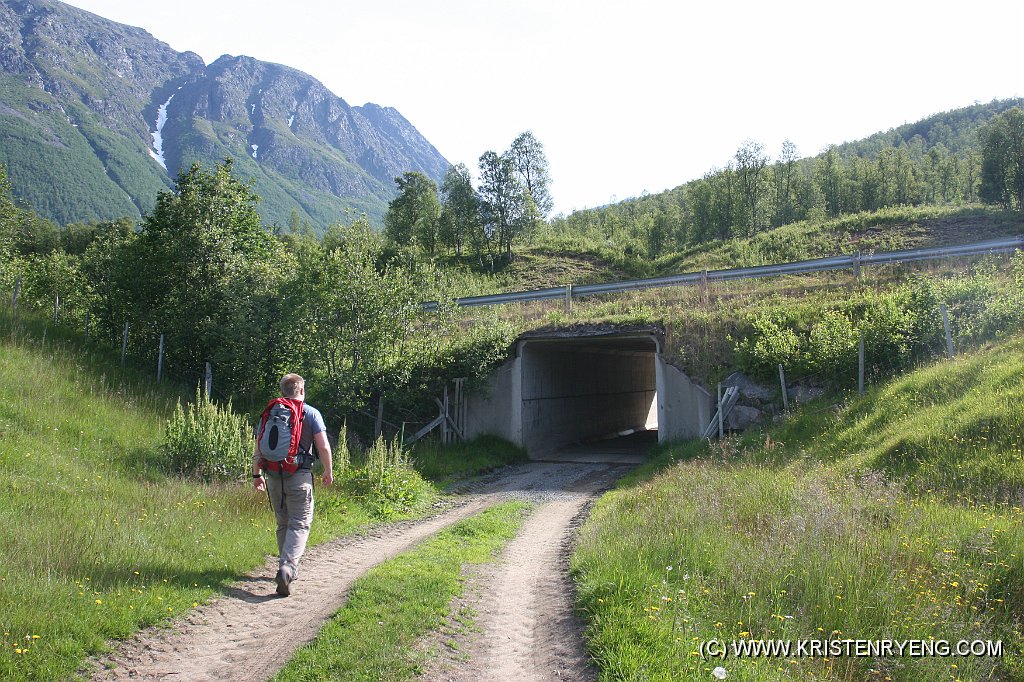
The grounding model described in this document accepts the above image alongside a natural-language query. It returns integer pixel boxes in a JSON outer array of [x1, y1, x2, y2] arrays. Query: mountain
[[0, 0, 449, 228]]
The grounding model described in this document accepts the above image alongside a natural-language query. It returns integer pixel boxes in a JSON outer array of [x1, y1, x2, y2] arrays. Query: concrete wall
[[656, 356, 712, 442], [463, 355, 521, 444], [520, 342, 657, 455], [462, 333, 712, 457]]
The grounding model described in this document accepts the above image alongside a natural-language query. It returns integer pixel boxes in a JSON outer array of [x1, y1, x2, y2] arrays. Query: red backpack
[[257, 398, 305, 474]]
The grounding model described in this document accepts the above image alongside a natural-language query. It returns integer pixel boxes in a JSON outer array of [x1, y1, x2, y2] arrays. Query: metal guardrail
[[420, 236, 1024, 311]]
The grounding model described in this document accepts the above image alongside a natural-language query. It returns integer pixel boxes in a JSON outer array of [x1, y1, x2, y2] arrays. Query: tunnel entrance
[[462, 327, 712, 460], [520, 335, 658, 457]]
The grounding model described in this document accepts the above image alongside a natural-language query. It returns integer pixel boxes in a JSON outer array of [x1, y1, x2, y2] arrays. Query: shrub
[[898, 277, 945, 357], [341, 437, 430, 519], [860, 293, 917, 373], [807, 309, 858, 380], [162, 387, 251, 481], [734, 308, 804, 379]]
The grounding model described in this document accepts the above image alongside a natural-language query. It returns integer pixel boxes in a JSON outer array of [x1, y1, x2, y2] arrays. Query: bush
[[162, 387, 251, 480], [341, 437, 430, 519], [735, 308, 804, 379], [807, 309, 858, 380], [860, 293, 917, 373], [898, 277, 945, 357]]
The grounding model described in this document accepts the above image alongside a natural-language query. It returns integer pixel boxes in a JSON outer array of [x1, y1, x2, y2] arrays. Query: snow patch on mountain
[[149, 93, 174, 171]]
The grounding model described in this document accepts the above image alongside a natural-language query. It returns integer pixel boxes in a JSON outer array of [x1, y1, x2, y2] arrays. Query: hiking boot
[[275, 568, 291, 597]]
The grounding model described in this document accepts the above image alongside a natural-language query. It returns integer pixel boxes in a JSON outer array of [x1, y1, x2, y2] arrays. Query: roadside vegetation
[[573, 332, 1024, 680], [1, 98, 1023, 681], [0, 309, 522, 680], [274, 501, 531, 681]]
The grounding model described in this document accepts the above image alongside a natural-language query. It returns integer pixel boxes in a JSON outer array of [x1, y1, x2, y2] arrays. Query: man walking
[[253, 373, 333, 596]]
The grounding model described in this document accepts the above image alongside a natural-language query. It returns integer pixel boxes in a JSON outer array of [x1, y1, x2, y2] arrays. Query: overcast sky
[[64, 0, 1023, 215]]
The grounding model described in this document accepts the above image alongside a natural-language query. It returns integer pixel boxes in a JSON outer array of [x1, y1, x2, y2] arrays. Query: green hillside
[[0, 309, 523, 680], [173, 117, 390, 228], [0, 77, 155, 223], [574, 331, 1024, 680], [0, 313, 358, 679], [533, 99, 1024, 273]]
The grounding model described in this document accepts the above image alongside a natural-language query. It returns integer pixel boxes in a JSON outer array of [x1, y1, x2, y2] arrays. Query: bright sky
[[64, 0, 1023, 215]]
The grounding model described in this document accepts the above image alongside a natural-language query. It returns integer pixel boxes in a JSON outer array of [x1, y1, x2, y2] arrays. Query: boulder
[[722, 372, 776, 403], [791, 385, 826, 403], [727, 405, 763, 431]]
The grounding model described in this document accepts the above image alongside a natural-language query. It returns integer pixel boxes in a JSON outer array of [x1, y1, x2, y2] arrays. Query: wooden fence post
[[940, 303, 955, 357], [778, 364, 789, 411], [157, 334, 164, 382], [454, 377, 467, 440], [120, 322, 129, 368], [440, 391, 448, 444], [374, 395, 384, 441], [858, 333, 865, 395], [717, 383, 724, 439]]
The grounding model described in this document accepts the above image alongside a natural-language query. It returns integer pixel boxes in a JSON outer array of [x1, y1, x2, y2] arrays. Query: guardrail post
[[204, 362, 212, 399], [54, 293, 60, 323], [11, 277, 20, 311], [564, 284, 572, 314], [84, 311, 90, 341], [853, 251, 862, 280]]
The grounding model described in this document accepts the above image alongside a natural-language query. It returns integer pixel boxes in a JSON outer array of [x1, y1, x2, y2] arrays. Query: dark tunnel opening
[[519, 336, 659, 457]]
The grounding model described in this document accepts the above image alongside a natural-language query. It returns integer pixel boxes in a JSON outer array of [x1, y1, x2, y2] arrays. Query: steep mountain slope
[[0, 0, 448, 228], [0, 0, 201, 222]]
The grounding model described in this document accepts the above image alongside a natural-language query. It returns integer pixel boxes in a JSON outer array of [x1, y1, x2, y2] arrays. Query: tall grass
[[0, 318, 315, 680], [0, 310, 522, 680], [411, 435, 528, 485], [573, 334, 1024, 680]]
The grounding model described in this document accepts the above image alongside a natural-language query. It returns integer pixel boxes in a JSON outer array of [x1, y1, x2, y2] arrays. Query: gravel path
[[90, 462, 626, 681], [423, 464, 628, 682]]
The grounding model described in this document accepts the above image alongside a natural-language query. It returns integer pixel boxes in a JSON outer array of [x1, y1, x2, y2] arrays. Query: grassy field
[[411, 436, 528, 486], [274, 501, 531, 681], [573, 332, 1024, 680], [0, 310, 523, 680]]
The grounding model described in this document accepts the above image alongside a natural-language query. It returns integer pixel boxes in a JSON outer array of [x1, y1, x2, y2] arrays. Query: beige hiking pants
[[265, 470, 314, 579]]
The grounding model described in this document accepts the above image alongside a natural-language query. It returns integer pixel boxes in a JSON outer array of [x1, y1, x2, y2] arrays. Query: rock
[[722, 372, 777, 403], [726, 405, 762, 431]]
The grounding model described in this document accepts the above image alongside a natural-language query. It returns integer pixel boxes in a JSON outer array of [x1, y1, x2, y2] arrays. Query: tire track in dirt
[[425, 464, 631, 682], [89, 462, 612, 681]]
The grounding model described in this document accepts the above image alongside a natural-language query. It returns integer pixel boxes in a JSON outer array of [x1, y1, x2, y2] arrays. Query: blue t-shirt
[[299, 404, 327, 461]]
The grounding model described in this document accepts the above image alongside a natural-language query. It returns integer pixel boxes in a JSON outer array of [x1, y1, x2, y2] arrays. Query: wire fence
[[2, 293, 235, 404]]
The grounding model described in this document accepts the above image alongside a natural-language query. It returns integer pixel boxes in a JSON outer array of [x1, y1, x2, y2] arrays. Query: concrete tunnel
[[461, 328, 713, 459]]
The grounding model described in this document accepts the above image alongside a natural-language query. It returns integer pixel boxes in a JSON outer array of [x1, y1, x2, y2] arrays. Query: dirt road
[[91, 461, 629, 681]]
